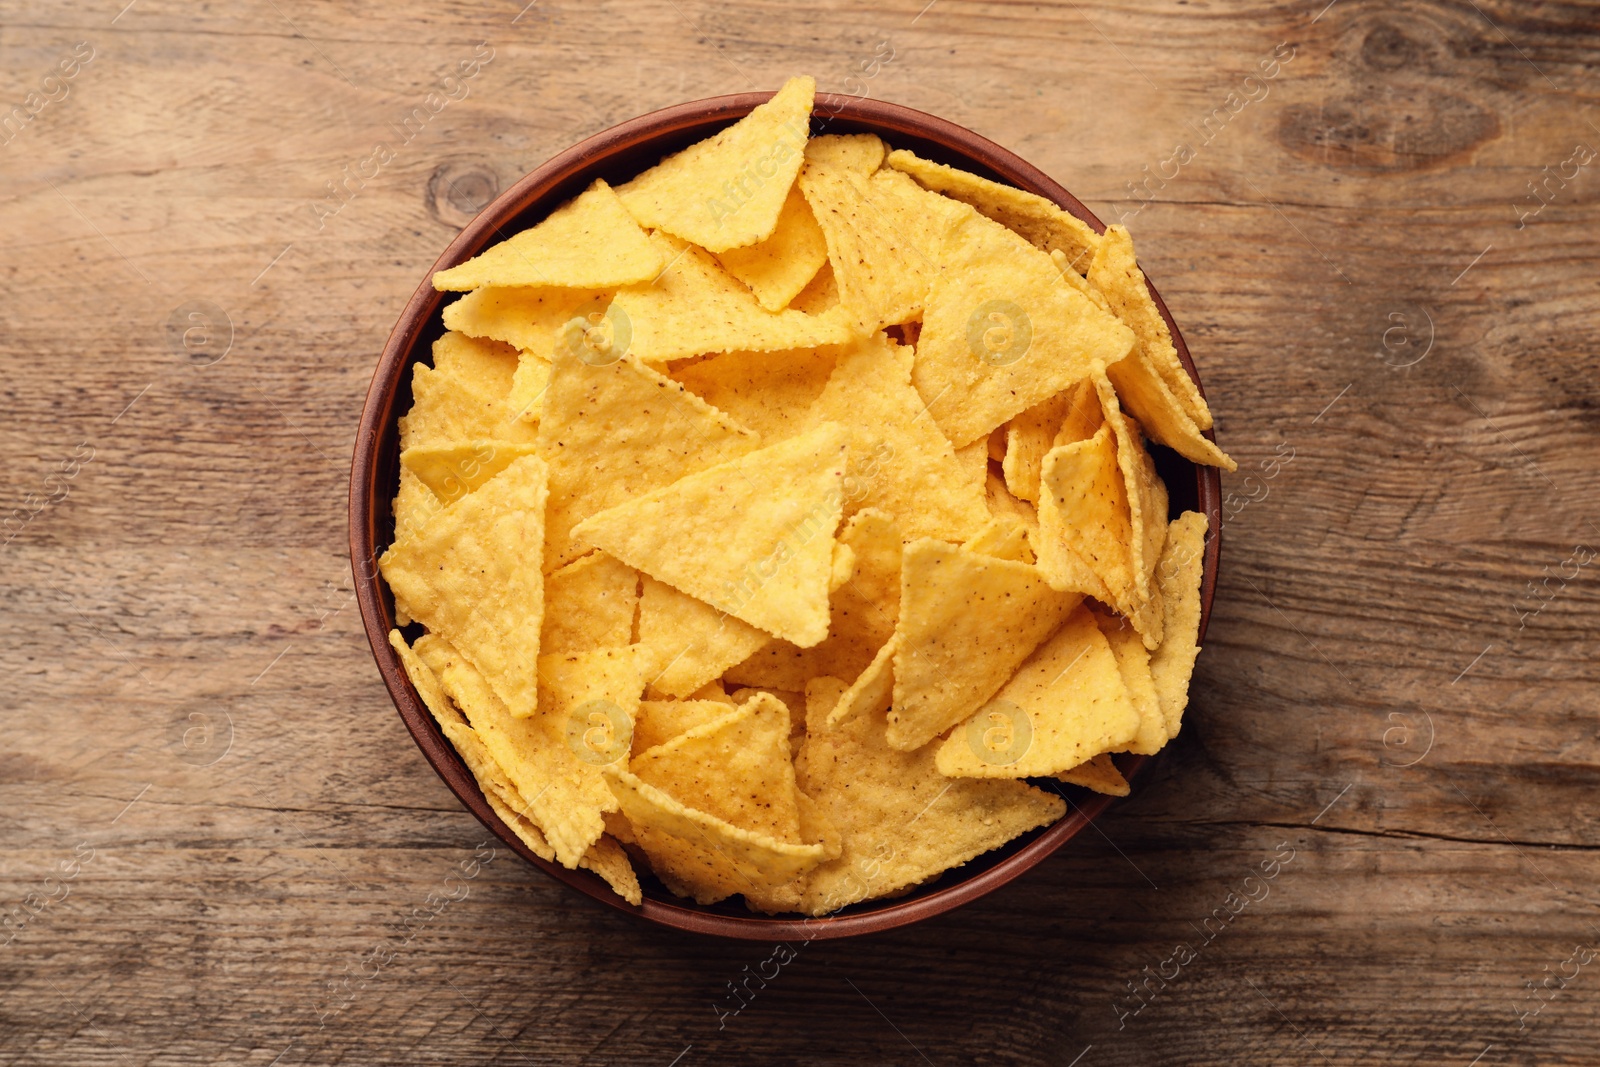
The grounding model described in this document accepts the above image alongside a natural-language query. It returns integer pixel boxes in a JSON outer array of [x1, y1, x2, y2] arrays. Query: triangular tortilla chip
[[1096, 377, 1169, 642], [508, 351, 553, 423], [795, 676, 1065, 916], [804, 132, 885, 174], [603, 767, 828, 906], [437, 718, 557, 862], [886, 147, 1102, 272], [670, 346, 838, 444], [797, 162, 964, 332], [541, 551, 639, 655], [1101, 334, 1235, 470], [1088, 225, 1212, 430], [1003, 378, 1099, 503], [631, 698, 735, 755], [441, 286, 602, 360], [415, 636, 642, 867], [615, 76, 814, 252], [388, 629, 461, 729], [400, 440, 541, 504], [631, 692, 801, 842], [912, 208, 1134, 447], [789, 259, 839, 314], [801, 331, 989, 541], [636, 575, 772, 698], [962, 516, 1033, 564], [935, 605, 1141, 777], [399, 333, 539, 449], [571, 422, 850, 647], [379, 455, 548, 718], [887, 539, 1081, 751], [579, 835, 642, 906], [537, 348, 758, 571], [433, 179, 661, 290], [1055, 752, 1130, 796], [610, 233, 854, 362], [1094, 610, 1165, 755], [712, 184, 830, 311], [1150, 511, 1207, 740], [826, 633, 897, 728], [391, 464, 444, 555]]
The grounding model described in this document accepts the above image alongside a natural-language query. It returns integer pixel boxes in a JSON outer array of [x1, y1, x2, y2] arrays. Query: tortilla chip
[[441, 286, 602, 360], [438, 718, 557, 862], [610, 232, 855, 362], [388, 629, 461, 729], [805, 132, 885, 174], [1088, 225, 1212, 430], [912, 208, 1134, 447], [415, 636, 631, 867], [380, 455, 548, 718], [431, 326, 520, 391], [636, 575, 772, 698], [1094, 610, 1165, 755], [616, 75, 814, 252], [631, 698, 735, 755], [713, 184, 830, 311], [580, 835, 642, 905], [571, 422, 850, 647], [886, 148, 1101, 272], [788, 260, 839, 314], [400, 334, 540, 449], [433, 179, 660, 290], [541, 551, 640, 655], [537, 348, 758, 571], [603, 767, 828, 905], [1096, 377, 1170, 631], [392, 464, 444, 551], [795, 676, 1065, 915], [935, 605, 1140, 777], [1101, 335, 1236, 470], [670, 346, 837, 444], [1003, 378, 1098, 503], [632, 692, 801, 842], [887, 539, 1081, 751], [400, 440, 541, 504], [827, 633, 897, 727], [963, 516, 1033, 564], [1150, 511, 1207, 740], [1055, 752, 1130, 796], [801, 331, 989, 541]]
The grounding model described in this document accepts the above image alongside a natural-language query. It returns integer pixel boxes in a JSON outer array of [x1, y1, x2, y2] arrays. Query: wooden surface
[[3, 1, 1598, 1063]]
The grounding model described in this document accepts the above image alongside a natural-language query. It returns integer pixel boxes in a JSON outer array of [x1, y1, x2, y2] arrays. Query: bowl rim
[[350, 90, 1223, 941]]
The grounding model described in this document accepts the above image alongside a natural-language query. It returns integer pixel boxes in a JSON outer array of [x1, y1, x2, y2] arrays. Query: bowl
[[350, 90, 1223, 940]]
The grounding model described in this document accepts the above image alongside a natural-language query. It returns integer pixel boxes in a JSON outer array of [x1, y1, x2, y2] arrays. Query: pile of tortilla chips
[[380, 76, 1231, 916]]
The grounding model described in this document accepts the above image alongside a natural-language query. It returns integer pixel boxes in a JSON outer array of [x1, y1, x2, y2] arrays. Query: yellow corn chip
[[1055, 752, 1130, 797], [400, 334, 539, 449], [537, 348, 758, 572], [723, 507, 902, 692], [415, 636, 636, 867], [508, 351, 553, 422], [433, 179, 660, 290], [616, 76, 814, 252], [442, 286, 602, 359], [688, 680, 736, 705], [571, 422, 849, 647], [610, 233, 855, 362], [580, 834, 642, 906], [1003, 378, 1097, 503], [796, 676, 1065, 915], [935, 604, 1140, 777], [962, 516, 1033, 564], [826, 633, 897, 728], [670, 346, 837, 444], [388, 628, 461, 729], [438, 718, 557, 862], [380, 455, 548, 718], [712, 184, 830, 311], [1094, 610, 1165, 755], [632, 699, 734, 755], [886, 148, 1101, 272], [1088, 225, 1212, 430], [541, 551, 640, 655], [788, 259, 839, 314], [632, 693, 801, 842], [392, 464, 444, 551], [985, 470, 1036, 531], [888, 539, 1081, 751], [1150, 511, 1207, 740], [801, 331, 989, 541], [913, 208, 1134, 447], [805, 132, 885, 174], [636, 575, 771, 698], [1096, 377, 1170, 627], [603, 767, 828, 905], [400, 440, 541, 504], [798, 162, 963, 332]]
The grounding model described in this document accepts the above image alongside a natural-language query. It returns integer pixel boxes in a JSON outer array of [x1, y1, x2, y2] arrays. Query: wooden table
[[3, 1, 1596, 1063]]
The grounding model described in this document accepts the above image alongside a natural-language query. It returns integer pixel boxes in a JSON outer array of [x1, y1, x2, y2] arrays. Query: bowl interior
[[351, 92, 1223, 940]]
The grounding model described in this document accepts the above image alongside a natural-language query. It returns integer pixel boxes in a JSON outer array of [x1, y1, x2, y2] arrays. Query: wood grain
[[3, 0, 1598, 1063]]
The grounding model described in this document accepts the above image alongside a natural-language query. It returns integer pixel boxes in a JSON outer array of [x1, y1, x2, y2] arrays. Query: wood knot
[[427, 162, 501, 227]]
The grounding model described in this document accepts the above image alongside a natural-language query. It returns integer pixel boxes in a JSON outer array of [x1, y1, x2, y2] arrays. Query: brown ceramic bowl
[[350, 91, 1223, 940]]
